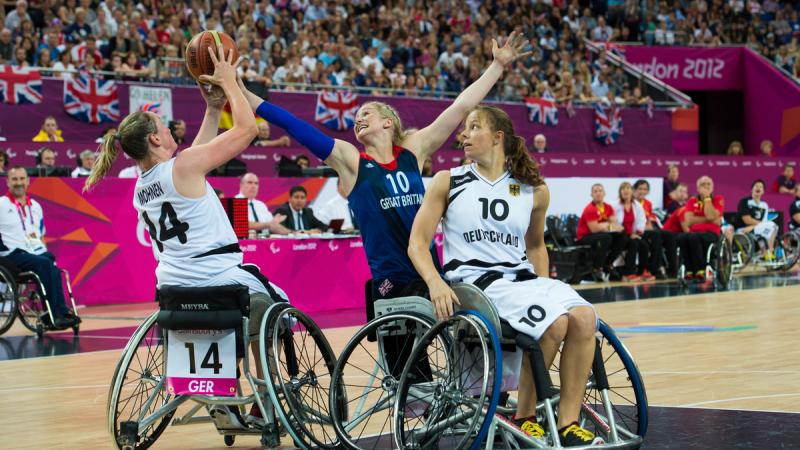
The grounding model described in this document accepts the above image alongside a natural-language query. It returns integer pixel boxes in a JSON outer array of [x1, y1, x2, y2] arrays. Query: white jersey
[[442, 165, 535, 283], [134, 159, 265, 294]]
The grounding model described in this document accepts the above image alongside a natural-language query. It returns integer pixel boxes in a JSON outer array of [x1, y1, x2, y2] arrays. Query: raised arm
[[408, 171, 459, 319], [192, 84, 227, 146], [525, 185, 550, 276], [173, 46, 257, 196], [402, 31, 530, 164], [238, 80, 361, 192]]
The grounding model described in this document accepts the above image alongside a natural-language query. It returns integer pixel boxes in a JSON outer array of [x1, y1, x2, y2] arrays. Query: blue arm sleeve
[[255, 101, 335, 161]]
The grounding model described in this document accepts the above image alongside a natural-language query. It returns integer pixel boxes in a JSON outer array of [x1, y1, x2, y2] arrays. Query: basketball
[[184, 31, 239, 81]]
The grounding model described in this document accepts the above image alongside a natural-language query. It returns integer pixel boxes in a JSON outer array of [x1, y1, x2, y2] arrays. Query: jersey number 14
[[142, 201, 190, 252]]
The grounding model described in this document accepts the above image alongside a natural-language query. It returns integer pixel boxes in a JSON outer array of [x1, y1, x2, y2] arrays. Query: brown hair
[[83, 111, 156, 191], [618, 181, 633, 202], [473, 105, 544, 187], [360, 101, 405, 146]]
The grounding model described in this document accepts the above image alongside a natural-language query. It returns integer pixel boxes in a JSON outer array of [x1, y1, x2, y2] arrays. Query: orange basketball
[[185, 31, 239, 80]]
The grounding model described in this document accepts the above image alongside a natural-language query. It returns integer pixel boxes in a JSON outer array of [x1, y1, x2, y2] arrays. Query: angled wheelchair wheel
[[779, 231, 800, 271], [394, 312, 501, 450], [107, 312, 174, 450], [731, 232, 753, 269], [330, 313, 438, 450], [713, 240, 732, 290], [16, 278, 44, 333], [0, 266, 18, 335], [260, 303, 340, 449]]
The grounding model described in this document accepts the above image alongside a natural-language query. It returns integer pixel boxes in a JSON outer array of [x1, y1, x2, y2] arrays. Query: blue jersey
[[348, 146, 438, 283]]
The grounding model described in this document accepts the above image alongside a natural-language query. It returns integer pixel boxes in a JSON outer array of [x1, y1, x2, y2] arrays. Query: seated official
[[315, 178, 357, 232], [734, 179, 779, 258], [683, 176, 724, 282], [274, 185, 327, 233], [0, 167, 78, 328], [235, 173, 290, 236], [575, 183, 632, 281]]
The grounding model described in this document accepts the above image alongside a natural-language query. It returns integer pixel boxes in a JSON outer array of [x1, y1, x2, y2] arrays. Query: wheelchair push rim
[[0, 265, 18, 335], [330, 312, 438, 450], [16, 278, 45, 333], [107, 312, 175, 450], [393, 312, 501, 450], [260, 302, 340, 449]]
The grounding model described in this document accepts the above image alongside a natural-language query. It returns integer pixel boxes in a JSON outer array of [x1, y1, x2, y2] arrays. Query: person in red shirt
[[576, 183, 631, 281], [634, 179, 678, 278], [683, 176, 724, 282], [616, 182, 654, 281]]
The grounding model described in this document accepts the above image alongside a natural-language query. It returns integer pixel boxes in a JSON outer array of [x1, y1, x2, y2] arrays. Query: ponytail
[[506, 135, 544, 187], [84, 134, 119, 192], [82, 111, 156, 192]]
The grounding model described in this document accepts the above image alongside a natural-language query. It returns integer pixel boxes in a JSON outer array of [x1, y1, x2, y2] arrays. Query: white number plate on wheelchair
[[166, 329, 237, 397]]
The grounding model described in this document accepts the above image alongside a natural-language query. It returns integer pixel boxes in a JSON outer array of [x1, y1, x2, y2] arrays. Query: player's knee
[[542, 314, 568, 343], [567, 306, 596, 339], [248, 292, 274, 337]]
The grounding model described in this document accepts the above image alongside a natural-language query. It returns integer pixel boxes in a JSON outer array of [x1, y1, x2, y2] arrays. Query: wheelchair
[[730, 229, 800, 273], [676, 233, 733, 290], [106, 285, 339, 449], [331, 282, 647, 449], [0, 256, 80, 337]]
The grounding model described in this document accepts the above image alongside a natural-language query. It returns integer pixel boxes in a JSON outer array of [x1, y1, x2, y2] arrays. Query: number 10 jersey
[[442, 164, 536, 283], [133, 159, 246, 289]]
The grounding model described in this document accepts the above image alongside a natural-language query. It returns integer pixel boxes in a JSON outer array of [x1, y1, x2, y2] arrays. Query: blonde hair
[[618, 181, 633, 202], [360, 101, 405, 146], [84, 111, 156, 191]]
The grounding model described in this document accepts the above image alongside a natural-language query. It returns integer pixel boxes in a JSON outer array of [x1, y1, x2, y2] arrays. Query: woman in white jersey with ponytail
[[84, 45, 286, 427], [408, 106, 601, 447]]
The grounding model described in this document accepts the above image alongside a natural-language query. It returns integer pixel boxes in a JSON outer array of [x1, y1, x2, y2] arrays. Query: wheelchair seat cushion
[[156, 285, 250, 330]]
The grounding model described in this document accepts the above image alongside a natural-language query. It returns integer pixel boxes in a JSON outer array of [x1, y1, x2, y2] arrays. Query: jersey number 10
[[479, 198, 509, 221]]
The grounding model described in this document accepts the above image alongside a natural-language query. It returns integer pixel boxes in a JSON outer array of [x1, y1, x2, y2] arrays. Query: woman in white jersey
[[408, 106, 601, 447], [84, 46, 285, 426]]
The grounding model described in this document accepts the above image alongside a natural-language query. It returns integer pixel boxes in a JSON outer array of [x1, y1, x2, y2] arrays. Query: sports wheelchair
[[106, 285, 339, 449], [676, 233, 733, 290], [0, 256, 80, 337], [330, 282, 647, 449], [730, 229, 800, 273]]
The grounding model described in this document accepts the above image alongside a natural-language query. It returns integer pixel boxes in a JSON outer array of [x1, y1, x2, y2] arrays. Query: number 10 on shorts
[[166, 329, 237, 397]]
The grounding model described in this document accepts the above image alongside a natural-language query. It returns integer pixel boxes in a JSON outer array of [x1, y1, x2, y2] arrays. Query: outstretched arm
[[409, 171, 460, 319], [402, 31, 530, 164], [239, 80, 361, 192]]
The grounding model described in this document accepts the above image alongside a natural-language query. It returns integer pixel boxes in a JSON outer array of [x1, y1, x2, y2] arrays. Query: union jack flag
[[315, 90, 358, 131], [139, 102, 161, 114], [525, 92, 558, 126], [0, 65, 43, 104], [594, 103, 623, 145], [63, 74, 119, 123]]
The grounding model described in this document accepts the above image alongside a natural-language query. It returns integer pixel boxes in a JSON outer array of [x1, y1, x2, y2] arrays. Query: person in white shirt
[[0, 166, 78, 328], [315, 178, 356, 232], [118, 164, 141, 178], [235, 172, 290, 235], [71, 150, 96, 177]]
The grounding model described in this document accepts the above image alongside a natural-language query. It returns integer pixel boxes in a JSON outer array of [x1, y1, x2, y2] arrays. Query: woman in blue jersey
[[408, 106, 601, 447], [239, 32, 529, 300]]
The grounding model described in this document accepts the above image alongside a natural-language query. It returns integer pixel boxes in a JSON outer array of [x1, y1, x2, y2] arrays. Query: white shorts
[[753, 221, 778, 242], [482, 276, 596, 341]]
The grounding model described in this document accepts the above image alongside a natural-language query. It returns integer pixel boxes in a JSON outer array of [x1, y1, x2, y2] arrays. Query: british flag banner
[[0, 65, 43, 104], [525, 92, 558, 126], [594, 103, 623, 145], [315, 90, 358, 131], [63, 74, 120, 123]]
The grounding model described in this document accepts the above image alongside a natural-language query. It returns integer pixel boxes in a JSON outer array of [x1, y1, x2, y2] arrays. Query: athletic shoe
[[694, 270, 706, 283], [559, 423, 605, 447], [209, 405, 247, 430], [244, 403, 265, 428], [591, 269, 605, 282], [683, 271, 694, 281], [516, 417, 545, 439], [622, 274, 641, 282], [640, 270, 656, 281]]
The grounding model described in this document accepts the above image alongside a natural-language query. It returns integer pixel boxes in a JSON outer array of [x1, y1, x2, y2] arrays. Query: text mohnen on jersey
[[379, 193, 424, 210], [137, 182, 165, 205]]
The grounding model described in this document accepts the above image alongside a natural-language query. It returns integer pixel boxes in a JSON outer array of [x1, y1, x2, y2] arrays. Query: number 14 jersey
[[442, 164, 536, 283], [134, 159, 243, 288]]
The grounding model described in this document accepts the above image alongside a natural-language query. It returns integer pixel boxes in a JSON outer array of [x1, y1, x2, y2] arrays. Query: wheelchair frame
[[330, 283, 647, 450], [730, 229, 800, 273], [676, 233, 733, 290], [107, 300, 338, 450]]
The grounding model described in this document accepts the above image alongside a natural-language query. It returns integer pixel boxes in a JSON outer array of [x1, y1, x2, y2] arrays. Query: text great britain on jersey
[[379, 193, 424, 210]]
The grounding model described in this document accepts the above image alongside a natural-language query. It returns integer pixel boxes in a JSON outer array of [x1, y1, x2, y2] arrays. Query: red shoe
[[244, 403, 265, 427], [623, 274, 641, 282], [640, 270, 656, 281]]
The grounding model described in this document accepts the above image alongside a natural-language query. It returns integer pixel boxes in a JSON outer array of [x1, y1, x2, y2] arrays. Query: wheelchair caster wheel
[[223, 435, 235, 446]]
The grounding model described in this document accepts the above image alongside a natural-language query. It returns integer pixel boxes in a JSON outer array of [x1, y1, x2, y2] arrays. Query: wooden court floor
[[1, 281, 799, 449]]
